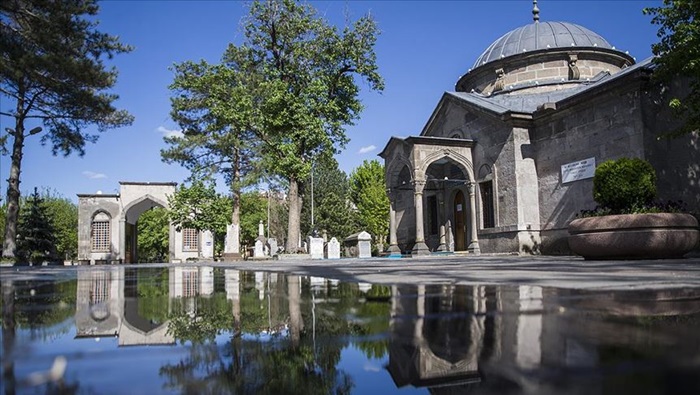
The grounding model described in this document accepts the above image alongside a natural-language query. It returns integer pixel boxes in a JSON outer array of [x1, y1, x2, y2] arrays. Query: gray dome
[[473, 22, 614, 69]]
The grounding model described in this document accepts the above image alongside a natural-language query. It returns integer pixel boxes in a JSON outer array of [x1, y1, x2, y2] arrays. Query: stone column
[[387, 190, 401, 255], [412, 180, 430, 255], [467, 183, 481, 255], [118, 218, 126, 264]]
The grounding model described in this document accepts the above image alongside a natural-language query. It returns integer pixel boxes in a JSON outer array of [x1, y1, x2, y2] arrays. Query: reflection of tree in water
[[135, 268, 170, 325], [159, 273, 396, 394], [167, 294, 233, 345], [13, 279, 77, 339]]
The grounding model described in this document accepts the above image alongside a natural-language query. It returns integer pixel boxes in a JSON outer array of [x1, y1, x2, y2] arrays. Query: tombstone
[[307, 236, 324, 259], [357, 231, 372, 258], [322, 229, 328, 243], [267, 238, 278, 257], [254, 239, 265, 258], [344, 231, 372, 258], [325, 237, 340, 260], [201, 230, 214, 259]]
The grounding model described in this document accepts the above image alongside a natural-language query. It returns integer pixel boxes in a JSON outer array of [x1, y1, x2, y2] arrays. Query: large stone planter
[[568, 213, 699, 260]]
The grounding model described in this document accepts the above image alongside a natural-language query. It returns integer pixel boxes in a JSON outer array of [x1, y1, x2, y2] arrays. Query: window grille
[[182, 228, 198, 251], [91, 215, 111, 251]]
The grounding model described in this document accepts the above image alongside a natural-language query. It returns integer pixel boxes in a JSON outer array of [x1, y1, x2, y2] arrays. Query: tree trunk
[[2, 113, 26, 260], [285, 178, 303, 253]]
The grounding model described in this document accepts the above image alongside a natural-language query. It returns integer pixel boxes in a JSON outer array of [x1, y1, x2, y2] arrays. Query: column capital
[[466, 182, 475, 196], [412, 179, 426, 193]]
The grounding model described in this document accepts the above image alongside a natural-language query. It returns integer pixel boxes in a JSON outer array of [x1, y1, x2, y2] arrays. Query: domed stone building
[[379, 2, 699, 256]]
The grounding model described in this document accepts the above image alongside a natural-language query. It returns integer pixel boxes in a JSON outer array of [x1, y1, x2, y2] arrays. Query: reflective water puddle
[[1, 266, 699, 394]]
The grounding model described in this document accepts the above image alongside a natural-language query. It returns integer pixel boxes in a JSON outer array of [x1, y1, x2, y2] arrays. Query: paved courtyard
[[4, 254, 699, 290]]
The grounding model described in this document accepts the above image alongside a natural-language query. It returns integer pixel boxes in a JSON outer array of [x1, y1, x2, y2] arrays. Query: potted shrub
[[568, 157, 699, 259]]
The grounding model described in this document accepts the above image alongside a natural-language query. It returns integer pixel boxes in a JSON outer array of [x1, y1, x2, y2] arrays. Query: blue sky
[[1, 0, 662, 202]]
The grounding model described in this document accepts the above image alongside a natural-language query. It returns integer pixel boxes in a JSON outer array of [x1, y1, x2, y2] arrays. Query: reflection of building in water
[[75, 267, 174, 345], [75, 269, 120, 337], [387, 284, 546, 391], [169, 266, 214, 298]]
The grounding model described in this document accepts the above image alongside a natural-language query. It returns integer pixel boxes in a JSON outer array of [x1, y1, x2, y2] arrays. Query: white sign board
[[561, 157, 596, 183]]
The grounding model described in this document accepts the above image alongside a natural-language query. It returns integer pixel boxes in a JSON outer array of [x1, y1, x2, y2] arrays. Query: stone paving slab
[[2, 255, 699, 290]]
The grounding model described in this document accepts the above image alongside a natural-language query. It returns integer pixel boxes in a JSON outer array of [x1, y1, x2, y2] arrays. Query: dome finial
[[532, 0, 540, 22]]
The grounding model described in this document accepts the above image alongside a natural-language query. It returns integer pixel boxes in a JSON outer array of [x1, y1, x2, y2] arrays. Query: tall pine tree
[[16, 188, 58, 265]]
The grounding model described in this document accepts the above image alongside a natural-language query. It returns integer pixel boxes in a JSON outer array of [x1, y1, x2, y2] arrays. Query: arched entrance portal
[[453, 190, 467, 251], [77, 182, 214, 264], [123, 197, 168, 263]]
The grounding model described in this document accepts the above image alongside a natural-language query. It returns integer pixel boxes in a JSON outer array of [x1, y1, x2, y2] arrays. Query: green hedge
[[593, 157, 656, 213]]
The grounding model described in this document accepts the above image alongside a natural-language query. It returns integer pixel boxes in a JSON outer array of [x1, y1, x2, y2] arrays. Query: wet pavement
[[1, 255, 699, 394]]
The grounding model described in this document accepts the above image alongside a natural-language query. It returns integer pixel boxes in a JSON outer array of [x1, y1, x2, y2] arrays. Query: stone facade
[[379, 18, 700, 256], [77, 182, 214, 264]]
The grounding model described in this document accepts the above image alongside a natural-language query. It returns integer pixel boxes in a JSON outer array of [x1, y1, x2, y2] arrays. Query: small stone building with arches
[[77, 181, 214, 264], [379, 5, 699, 256]]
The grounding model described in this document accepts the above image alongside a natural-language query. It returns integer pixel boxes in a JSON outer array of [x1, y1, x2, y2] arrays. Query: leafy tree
[[137, 207, 169, 263], [644, 0, 700, 137], [301, 157, 358, 240], [221, 0, 384, 252], [168, 180, 229, 258], [239, 190, 287, 248], [240, 191, 268, 247], [0, 0, 134, 259], [163, 60, 260, 257], [39, 188, 78, 261], [349, 160, 389, 252], [15, 187, 58, 265]]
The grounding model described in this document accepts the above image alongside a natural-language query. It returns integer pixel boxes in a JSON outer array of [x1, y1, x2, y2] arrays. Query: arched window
[[91, 212, 111, 252]]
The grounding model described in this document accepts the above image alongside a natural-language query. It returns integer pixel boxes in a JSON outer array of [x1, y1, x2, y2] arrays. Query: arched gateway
[[77, 182, 213, 264]]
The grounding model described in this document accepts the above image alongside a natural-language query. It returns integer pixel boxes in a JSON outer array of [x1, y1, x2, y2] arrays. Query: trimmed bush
[[593, 157, 656, 213]]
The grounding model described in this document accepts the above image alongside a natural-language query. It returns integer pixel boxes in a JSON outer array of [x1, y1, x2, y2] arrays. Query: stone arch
[[121, 194, 169, 224], [386, 154, 414, 190], [417, 149, 474, 182]]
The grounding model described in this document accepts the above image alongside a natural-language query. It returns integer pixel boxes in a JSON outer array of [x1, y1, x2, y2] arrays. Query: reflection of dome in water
[[472, 21, 615, 69], [90, 302, 110, 321]]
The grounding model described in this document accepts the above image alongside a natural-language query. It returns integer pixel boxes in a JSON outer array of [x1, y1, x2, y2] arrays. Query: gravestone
[[325, 237, 340, 260], [223, 224, 241, 260], [357, 231, 372, 258], [267, 238, 278, 257], [254, 239, 265, 258], [344, 231, 372, 258], [308, 236, 324, 259], [201, 230, 214, 259]]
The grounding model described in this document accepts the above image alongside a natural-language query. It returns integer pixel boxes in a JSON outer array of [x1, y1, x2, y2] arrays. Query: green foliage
[[168, 293, 233, 344], [240, 191, 268, 245], [16, 188, 58, 265], [40, 189, 78, 261], [593, 158, 657, 213], [1, 0, 133, 259], [301, 157, 359, 240], [137, 207, 170, 263], [217, 0, 384, 251], [349, 160, 389, 250], [644, 0, 700, 137], [137, 268, 170, 324], [168, 180, 230, 235]]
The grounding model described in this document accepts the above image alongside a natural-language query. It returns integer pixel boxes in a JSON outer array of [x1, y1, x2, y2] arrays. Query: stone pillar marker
[[201, 230, 214, 259], [325, 237, 340, 259], [254, 239, 264, 258], [412, 180, 430, 255], [223, 224, 242, 261]]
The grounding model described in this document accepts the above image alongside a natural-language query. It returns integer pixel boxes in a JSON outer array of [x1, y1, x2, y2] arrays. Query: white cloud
[[363, 363, 382, 372], [358, 145, 377, 154], [156, 126, 184, 139], [83, 171, 107, 179]]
